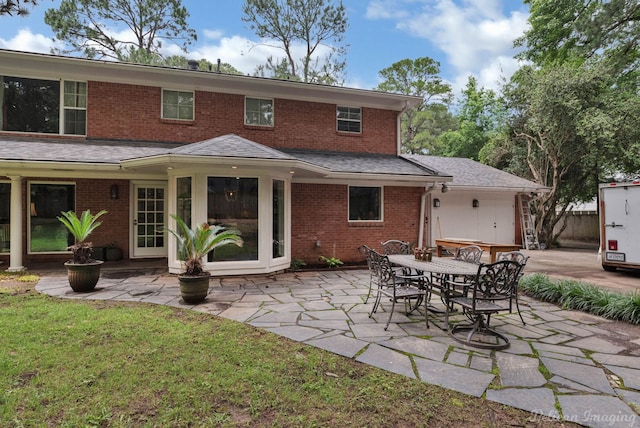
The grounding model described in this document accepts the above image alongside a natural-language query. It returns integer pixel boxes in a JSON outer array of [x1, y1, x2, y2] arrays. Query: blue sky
[[0, 0, 530, 96]]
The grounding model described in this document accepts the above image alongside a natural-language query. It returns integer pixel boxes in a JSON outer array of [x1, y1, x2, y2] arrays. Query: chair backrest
[[381, 240, 412, 255], [471, 260, 523, 306], [496, 251, 530, 267], [454, 245, 483, 264], [358, 245, 374, 269], [369, 249, 395, 287]]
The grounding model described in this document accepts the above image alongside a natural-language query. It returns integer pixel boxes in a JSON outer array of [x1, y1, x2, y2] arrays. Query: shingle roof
[[283, 149, 441, 176], [168, 134, 295, 160], [403, 155, 546, 191], [0, 136, 174, 164]]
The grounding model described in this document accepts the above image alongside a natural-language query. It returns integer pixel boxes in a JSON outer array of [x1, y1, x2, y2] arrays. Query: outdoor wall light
[[110, 184, 119, 200], [441, 183, 449, 193], [433, 198, 440, 208], [472, 199, 479, 208]]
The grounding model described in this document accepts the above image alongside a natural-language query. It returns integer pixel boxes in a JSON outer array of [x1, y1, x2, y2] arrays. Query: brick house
[[0, 49, 455, 275]]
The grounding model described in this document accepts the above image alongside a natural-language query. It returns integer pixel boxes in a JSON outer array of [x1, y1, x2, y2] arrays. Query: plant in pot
[[57, 209, 108, 292], [167, 214, 243, 304]]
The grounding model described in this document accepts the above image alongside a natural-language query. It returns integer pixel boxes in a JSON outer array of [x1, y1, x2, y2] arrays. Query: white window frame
[[348, 185, 383, 222], [162, 89, 195, 121], [61, 80, 87, 135], [245, 97, 274, 127], [337, 105, 362, 133], [27, 181, 76, 254]]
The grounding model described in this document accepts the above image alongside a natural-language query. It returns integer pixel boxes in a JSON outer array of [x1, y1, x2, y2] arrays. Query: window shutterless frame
[[348, 185, 383, 222], [244, 96, 274, 127], [337, 105, 362, 133], [27, 181, 76, 254], [161, 89, 195, 121]]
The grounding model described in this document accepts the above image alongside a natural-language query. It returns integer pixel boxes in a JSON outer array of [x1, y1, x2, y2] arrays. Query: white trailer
[[599, 181, 640, 271]]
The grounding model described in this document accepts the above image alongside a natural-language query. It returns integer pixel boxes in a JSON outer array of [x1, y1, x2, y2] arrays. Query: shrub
[[520, 273, 640, 324]]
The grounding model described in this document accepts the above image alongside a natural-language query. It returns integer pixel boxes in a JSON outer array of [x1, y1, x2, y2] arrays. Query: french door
[[132, 182, 167, 257]]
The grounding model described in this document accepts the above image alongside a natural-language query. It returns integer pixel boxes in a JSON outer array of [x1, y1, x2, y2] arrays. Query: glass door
[[133, 183, 167, 257]]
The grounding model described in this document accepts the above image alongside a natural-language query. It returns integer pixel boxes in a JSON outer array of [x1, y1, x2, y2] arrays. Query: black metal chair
[[496, 251, 530, 325], [368, 249, 429, 330], [432, 245, 484, 313], [446, 260, 523, 350], [358, 245, 375, 304]]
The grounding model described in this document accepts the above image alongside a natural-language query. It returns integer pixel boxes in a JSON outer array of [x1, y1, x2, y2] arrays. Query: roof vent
[[187, 59, 199, 70]]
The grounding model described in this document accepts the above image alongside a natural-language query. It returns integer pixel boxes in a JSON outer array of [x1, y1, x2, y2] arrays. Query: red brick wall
[[3, 178, 131, 265], [87, 82, 398, 155], [291, 183, 424, 265]]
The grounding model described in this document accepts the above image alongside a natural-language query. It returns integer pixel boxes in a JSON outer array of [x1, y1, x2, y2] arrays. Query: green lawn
[[0, 280, 567, 427]]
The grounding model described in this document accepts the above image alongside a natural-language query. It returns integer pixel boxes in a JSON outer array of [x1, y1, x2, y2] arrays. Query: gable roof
[[403, 155, 548, 192]]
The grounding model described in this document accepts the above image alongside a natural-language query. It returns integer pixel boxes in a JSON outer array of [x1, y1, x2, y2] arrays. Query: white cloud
[[202, 29, 224, 40], [365, 0, 410, 19], [367, 0, 529, 92], [0, 28, 61, 53]]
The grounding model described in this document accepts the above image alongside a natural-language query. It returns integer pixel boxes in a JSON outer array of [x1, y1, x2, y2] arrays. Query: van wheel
[[602, 265, 617, 272]]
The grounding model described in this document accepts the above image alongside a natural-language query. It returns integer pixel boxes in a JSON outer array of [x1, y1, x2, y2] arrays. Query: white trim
[[244, 96, 274, 127], [27, 180, 75, 255], [0, 50, 422, 111], [161, 88, 195, 121], [336, 105, 362, 134], [130, 181, 168, 258]]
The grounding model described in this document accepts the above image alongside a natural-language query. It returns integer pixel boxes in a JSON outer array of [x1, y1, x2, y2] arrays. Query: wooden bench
[[435, 238, 521, 263]]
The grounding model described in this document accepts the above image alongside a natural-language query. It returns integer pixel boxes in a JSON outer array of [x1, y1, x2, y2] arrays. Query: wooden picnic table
[[434, 238, 521, 263]]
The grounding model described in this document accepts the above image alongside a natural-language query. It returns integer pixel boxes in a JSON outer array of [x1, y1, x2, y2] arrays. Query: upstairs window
[[63, 81, 87, 135], [337, 106, 361, 133], [162, 89, 194, 120], [349, 186, 382, 221], [245, 97, 273, 127], [0, 76, 86, 135]]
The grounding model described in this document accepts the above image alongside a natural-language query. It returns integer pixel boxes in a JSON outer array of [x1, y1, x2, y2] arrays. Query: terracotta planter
[[64, 260, 104, 292], [178, 274, 211, 304]]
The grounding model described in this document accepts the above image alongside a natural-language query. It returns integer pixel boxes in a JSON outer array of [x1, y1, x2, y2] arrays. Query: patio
[[36, 267, 640, 427]]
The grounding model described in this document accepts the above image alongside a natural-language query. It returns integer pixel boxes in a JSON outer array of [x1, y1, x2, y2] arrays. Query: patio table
[[387, 254, 479, 329]]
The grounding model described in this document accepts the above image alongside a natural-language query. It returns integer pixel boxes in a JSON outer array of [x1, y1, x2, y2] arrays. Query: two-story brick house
[[0, 49, 451, 275]]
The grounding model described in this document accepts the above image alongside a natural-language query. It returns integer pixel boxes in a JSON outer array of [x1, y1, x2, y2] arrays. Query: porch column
[[7, 175, 24, 272]]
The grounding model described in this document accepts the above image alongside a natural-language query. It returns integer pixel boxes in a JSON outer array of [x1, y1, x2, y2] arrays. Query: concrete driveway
[[522, 248, 640, 295]]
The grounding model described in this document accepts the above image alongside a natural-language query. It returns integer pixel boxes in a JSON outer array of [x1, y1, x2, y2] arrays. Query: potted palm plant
[[57, 209, 108, 292], [168, 214, 243, 304]]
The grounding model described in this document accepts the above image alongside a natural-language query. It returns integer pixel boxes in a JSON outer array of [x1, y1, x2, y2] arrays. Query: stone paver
[[35, 268, 640, 427]]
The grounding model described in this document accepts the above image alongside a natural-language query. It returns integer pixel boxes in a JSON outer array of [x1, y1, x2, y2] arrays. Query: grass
[[0, 277, 565, 427], [520, 273, 640, 324]]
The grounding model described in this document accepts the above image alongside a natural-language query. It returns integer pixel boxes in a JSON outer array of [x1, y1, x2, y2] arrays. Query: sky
[[0, 0, 530, 98]]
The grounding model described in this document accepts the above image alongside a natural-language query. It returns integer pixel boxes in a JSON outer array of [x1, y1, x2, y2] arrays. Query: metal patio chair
[[368, 249, 429, 330], [446, 260, 523, 350], [496, 251, 530, 325]]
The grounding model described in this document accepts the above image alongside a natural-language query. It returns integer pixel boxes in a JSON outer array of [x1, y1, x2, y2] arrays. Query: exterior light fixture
[[441, 183, 449, 193], [472, 199, 479, 208], [433, 198, 440, 208], [110, 184, 119, 200]]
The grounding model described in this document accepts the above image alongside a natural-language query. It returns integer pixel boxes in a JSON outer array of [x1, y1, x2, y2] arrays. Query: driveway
[[522, 247, 640, 295]]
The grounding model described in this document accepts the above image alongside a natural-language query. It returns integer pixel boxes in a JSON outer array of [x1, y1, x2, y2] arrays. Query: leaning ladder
[[518, 194, 540, 250]]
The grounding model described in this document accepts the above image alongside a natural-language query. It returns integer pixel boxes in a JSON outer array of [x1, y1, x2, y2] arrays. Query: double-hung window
[[337, 106, 361, 133], [349, 186, 382, 221], [245, 97, 273, 127], [63, 81, 87, 135], [162, 89, 194, 120]]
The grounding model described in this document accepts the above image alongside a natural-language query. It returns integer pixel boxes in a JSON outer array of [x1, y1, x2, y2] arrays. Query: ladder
[[518, 194, 540, 250]]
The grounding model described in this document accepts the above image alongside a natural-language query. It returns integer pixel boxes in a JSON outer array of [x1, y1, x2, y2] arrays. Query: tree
[[515, 0, 640, 85], [375, 57, 453, 154], [0, 0, 37, 15], [434, 76, 507, 160], [502, 63, 640, 246], [44, 0, 197, 60], [242, 0, 348, 84]]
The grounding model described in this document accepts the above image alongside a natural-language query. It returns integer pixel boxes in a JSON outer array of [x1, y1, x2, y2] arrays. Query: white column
[[7, 175, 24, 272]]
